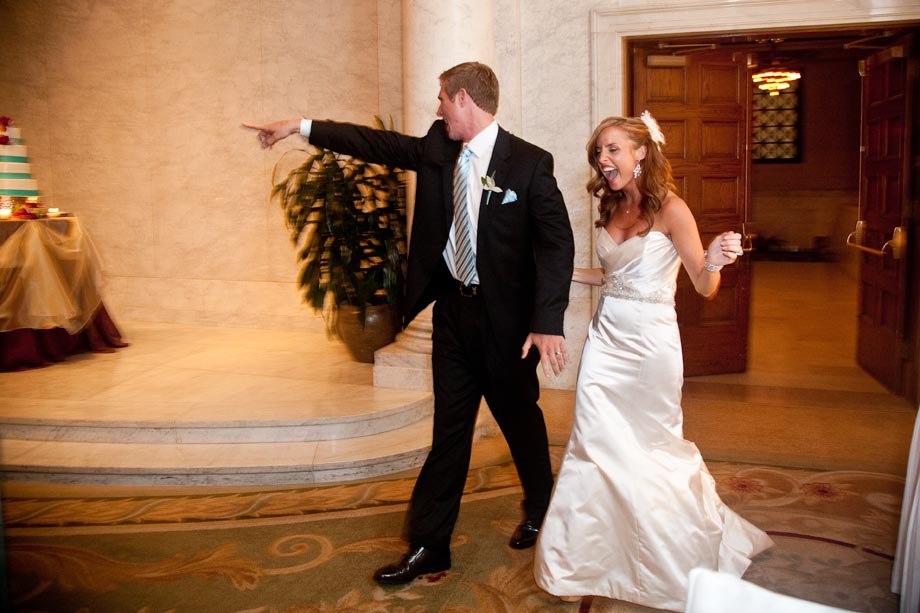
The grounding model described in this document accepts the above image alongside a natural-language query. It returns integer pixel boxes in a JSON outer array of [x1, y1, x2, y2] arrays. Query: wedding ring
[[736, 250, 744, 256], [554, 351, 562, 355]]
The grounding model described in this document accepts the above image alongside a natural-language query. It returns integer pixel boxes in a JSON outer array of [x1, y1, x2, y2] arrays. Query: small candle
[[0, 208, 11, 219], [47, 207, 60, 217]]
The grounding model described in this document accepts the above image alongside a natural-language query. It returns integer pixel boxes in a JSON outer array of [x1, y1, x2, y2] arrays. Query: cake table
[[0, 216, 127, 370]]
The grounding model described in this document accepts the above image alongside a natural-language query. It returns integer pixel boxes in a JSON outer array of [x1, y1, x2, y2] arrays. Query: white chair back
[[685, 568, 856, 613], [892, 406, 920, 613]]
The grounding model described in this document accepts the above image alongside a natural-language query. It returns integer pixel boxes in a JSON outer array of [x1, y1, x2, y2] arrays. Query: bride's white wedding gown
[[534, 229, 773, 612]]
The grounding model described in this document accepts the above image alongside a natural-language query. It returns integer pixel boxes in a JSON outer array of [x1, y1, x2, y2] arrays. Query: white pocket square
[[502, 189, 518, 204]]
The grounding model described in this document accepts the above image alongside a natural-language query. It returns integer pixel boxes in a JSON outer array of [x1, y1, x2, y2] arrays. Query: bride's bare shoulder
[[660, 190, 690, 213], [654, 191, 692, 234]]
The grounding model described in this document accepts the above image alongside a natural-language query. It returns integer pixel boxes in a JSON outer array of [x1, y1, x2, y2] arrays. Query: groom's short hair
[[440, 62, 499, 115]]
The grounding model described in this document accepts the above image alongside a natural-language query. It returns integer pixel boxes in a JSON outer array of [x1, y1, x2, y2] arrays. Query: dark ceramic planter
[[335, 303, 401, 363]]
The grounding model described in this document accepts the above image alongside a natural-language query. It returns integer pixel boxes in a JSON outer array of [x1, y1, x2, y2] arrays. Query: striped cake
[[1, 122, 40, 198]]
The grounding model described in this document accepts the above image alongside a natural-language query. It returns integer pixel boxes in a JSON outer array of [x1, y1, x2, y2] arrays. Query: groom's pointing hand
[[242, 118, 301, 149]]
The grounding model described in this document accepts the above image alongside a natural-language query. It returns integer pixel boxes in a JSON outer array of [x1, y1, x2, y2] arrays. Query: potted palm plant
[[271, 119, 407, 363]]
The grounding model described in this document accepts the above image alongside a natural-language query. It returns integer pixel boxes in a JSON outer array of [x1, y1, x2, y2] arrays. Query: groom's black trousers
[[407, 280, 554, 551]]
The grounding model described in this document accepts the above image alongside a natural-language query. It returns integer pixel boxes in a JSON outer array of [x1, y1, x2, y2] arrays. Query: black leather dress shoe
[[373, 546, 451, 585], [509, 518, 541, 549]]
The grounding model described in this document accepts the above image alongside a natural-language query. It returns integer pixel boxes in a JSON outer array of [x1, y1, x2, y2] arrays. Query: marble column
[[401, 0, 496, 138], [374, 0, 497, 389], [373, 0, 501, 437]]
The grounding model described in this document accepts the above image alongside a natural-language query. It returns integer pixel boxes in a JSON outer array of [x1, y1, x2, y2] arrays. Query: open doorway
[[746, 33, 868, 394], [628, 26, 918, 401]]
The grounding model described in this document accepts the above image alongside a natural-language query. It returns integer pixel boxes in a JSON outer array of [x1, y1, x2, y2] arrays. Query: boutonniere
[[482, 171, 502, 205], [481, 172, 518, 205]]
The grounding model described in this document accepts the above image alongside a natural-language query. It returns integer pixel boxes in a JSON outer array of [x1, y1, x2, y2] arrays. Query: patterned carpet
[[3, 449, 905, 612]]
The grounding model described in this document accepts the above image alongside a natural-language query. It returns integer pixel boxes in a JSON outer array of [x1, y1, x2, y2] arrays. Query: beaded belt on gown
[[600, 272, 675, 305]]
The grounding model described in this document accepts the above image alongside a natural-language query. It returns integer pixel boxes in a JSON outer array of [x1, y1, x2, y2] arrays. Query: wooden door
[[855, 35, 917, 397], [631, 48, 751, 376]]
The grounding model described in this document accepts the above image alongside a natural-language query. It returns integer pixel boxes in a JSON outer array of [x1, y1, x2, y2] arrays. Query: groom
[[245, 61, 574, 584]]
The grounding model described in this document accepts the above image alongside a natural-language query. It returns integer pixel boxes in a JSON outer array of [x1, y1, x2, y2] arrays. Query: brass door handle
[[846, 220, 906, 259], [741, 223, 755, 252]]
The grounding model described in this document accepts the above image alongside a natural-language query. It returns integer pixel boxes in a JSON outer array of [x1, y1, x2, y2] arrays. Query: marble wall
[[0, 0, 402, 333]]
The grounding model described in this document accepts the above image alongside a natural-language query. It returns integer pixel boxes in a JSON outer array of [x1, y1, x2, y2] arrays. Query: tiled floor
[[0, 261, 915, 487], [681, 261, 916, 476], [699, 260, 891, 393]]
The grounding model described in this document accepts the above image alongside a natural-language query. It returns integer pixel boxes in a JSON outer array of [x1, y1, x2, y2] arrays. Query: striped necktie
[[453, 145, 476, 286]]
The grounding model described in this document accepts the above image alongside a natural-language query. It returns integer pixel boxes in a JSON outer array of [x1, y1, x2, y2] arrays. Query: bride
[[533, 112, 773, 611]]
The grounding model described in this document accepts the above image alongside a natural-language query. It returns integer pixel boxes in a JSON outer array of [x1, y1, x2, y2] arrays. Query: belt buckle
[[458, 283, 478, 297]]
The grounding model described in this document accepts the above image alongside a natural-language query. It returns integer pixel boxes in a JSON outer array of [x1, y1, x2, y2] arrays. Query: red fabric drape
[[0, 304, 127, 371]]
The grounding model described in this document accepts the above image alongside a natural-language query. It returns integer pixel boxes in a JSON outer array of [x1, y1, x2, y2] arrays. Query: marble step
[[372, 323, 434, 391], [0, 322, 441, 486], [0, 416, 434, 486], [373, 343, 433, 391], [0, 387, 433, 443]]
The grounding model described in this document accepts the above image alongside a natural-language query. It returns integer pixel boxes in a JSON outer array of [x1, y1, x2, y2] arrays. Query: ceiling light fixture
[[752, 59, 801, 96]]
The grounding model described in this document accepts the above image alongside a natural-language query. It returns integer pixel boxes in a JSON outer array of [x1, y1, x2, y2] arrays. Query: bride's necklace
[[613, 202, 641, 230]]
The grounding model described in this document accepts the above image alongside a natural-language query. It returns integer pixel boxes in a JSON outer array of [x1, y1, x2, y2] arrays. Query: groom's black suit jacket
[[310, 119, 574, 354]]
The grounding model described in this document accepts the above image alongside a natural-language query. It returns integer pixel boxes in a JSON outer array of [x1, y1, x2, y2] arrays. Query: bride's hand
[[706, 232, 743, 267]]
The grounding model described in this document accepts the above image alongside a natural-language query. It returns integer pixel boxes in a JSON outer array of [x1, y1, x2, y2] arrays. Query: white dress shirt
[[442, 121, 498, 285], [300, 118, 499, 286]]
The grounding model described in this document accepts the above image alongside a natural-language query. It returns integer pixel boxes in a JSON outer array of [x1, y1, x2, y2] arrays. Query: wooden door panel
[[856, 35, 915, 394], [632, 48, 750, 376], [701, 121, 742, 159], [700, 63, 744, 104], [642, 56, 689, 103], [660, 120, 688, 158], [699, 177, 741, 215]]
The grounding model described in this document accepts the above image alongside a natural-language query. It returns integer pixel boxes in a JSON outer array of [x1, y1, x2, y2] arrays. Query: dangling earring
[[633, 161, 642, 180]]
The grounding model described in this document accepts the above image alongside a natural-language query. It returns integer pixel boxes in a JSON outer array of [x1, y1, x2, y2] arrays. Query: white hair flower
[[640, 110, 665, 147]]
